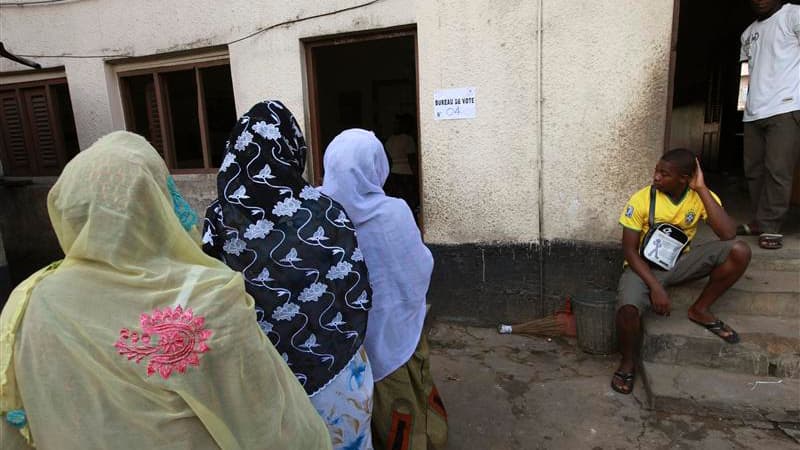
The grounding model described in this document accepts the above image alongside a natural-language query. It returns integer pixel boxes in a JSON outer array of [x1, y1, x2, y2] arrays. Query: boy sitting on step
[[611, 148, 751, 395]]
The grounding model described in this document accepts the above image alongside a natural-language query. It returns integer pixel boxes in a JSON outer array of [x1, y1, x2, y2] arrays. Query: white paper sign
[[434, 87, 476, 120]]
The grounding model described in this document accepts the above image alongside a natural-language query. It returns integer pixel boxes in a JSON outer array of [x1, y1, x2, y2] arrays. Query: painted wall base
[[2, 182, 625, 323], [428, 241, 623, 325]]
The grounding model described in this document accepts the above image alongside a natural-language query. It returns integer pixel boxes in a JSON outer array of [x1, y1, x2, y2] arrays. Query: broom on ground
[[497, 298, 576, 337]]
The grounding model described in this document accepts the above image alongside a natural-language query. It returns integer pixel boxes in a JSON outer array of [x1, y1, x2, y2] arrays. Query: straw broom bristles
[[497, 298, 576, 337], [497, 316, 562, 337]]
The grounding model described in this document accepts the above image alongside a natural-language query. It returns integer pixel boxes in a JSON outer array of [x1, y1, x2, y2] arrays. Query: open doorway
[[667, 0, 800, 219], [667, 0, 753, 173], [304, 27, 421, 222]]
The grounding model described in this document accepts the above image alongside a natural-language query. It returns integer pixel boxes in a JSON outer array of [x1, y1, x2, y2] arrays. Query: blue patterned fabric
[[311, 347, 373, 450], [166, 175, 198, 231]]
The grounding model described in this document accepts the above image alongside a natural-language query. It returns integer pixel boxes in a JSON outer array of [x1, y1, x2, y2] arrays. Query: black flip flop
[[690, 318, 740, 344], [611, 371, 635, 395]]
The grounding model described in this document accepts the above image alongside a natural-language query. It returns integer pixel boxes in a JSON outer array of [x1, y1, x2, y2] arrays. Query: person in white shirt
[[383, 114, 420, 214], [738, 0, 800, 249]]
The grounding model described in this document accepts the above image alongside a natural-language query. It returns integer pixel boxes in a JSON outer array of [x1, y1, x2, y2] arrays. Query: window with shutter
[[23, 87, 64, 176], [143, 80, 165, 156], [0, 78, 78, 177], [0, 91, 33, 175]]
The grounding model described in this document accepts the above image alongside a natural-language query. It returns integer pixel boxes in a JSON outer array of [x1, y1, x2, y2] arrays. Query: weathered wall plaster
[[416, 0, 540, 244], [541, 0, 674, 242], [1, 0, 675, 248]]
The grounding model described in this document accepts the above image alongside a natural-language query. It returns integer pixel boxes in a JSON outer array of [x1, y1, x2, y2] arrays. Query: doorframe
[[302, 25, 420, 192], [663, 0, 681, 153]]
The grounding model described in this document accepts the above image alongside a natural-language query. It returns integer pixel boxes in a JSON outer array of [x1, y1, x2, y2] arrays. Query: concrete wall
[[541, 0, 674, 242], [417, 0, 541, 244], [1, 0, 675, 245]]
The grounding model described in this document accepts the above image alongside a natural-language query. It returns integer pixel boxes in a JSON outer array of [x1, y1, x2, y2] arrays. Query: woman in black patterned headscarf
[[203, 101, 374, 450]]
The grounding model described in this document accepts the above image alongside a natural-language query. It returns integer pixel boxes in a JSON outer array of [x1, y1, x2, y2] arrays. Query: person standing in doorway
[[384, 114, 419, 213], [737, 0, 800, 249]]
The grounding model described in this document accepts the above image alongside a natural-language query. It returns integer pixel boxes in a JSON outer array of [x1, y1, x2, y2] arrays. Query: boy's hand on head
[[688, 157, 706, 191]]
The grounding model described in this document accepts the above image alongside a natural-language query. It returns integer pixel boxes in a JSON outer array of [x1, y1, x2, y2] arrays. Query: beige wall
[[541, 0, 674, 242], [0, 0, 676, 245], [227, 2, 415, 130], [417, 0, 541, 244]]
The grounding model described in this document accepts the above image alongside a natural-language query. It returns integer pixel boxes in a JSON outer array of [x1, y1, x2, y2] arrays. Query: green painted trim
[[667, 186, 690, 206]]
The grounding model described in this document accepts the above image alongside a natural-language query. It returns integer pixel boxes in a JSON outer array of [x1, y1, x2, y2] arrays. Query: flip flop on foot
[[690, 318, 740, 344], [611, 371, 635, 395], [736, 223, 761, 236], [758, 233, 783, 250]]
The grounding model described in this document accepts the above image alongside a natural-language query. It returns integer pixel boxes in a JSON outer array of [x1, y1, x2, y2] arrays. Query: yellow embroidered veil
[[0, 131, 330, 449]]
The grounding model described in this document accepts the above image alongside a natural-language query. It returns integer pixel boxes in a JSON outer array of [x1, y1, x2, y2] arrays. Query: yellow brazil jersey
[[619, 185, 721, 252]]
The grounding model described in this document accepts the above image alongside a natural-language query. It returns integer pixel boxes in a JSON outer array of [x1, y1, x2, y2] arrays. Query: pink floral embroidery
[[115, 306, 212, 379]]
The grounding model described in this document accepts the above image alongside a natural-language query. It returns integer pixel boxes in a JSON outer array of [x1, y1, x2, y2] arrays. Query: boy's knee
[[728, 240, 752, 265], [617, 304, 640, 322]]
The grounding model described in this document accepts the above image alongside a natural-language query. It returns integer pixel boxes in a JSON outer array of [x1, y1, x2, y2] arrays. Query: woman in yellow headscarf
[[0, 131, 331, 449]]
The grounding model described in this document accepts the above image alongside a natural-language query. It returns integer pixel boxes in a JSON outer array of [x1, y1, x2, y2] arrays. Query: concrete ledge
[[642, 361, 800, 423], [643, 313, 800, 379], [669, 270, 800, 318], [739, 234, 800, 272]]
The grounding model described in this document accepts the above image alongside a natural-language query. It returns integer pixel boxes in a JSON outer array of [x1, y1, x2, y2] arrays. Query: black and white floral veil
[[203, 100, 371, 395]]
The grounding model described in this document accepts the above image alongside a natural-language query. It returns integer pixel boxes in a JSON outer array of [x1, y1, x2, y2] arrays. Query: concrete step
[[694, 227, 800, 272], [642, 313, 800, 379], [669, 269, 800, 318], [751, 253, 800, 273], [741, 234, 800, 272], [641, 361, 800, 423]]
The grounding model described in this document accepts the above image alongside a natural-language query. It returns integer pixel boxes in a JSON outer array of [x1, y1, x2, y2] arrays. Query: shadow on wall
[[0, 175, 219, 309], [0, 182, 63, 308], [0, 228, 10, 303]]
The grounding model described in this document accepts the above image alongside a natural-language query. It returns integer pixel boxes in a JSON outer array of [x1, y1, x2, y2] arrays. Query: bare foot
[[688, 307, 738, 342], [687, 306, 715, 324]]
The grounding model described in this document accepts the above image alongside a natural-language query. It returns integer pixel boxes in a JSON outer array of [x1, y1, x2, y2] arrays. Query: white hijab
[[320, 129, 433, 381]]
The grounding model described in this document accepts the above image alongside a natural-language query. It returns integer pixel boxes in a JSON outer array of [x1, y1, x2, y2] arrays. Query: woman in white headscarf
[[0, 131, 331, 449], [320, 129, 448, 450]]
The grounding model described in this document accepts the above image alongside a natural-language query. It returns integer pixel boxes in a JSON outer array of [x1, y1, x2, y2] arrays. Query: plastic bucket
[[572, 290, 618, 355]]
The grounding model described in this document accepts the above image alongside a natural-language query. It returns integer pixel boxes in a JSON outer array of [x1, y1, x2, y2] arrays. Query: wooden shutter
[[0, 90, 34, 176], [144, 81, 165, 156], [23, 86, 65, 176]]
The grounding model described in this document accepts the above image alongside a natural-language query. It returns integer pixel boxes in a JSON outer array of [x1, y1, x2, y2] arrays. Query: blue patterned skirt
[[311, 346, 374, 450]]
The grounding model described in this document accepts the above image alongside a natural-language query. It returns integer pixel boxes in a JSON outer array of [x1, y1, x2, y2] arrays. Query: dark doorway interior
[[668, 0, 800, 221], [308, 33, 420, 218], [668, 0, 754, 175]]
